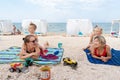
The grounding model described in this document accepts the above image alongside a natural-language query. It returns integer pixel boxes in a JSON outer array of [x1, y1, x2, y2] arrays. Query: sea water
[[13, 22, 119, 34]]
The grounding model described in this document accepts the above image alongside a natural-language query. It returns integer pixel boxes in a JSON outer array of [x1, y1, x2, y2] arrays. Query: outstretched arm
[[101, 46, 111, 62]]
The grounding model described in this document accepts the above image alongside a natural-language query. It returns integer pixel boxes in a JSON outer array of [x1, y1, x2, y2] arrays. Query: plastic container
[[40, 66, 51, 80], [58, 43, 62, 48]]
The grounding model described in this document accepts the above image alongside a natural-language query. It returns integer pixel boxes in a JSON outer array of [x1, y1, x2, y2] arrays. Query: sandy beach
[[0, 34, 120, 80]]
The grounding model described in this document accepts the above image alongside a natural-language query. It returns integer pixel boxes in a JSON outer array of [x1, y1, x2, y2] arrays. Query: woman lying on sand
[[19, 35, 48, 60], [90, 36, 112, 62]]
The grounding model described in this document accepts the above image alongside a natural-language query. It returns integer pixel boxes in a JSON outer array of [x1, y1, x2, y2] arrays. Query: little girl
[[89, 25, 103, 44]]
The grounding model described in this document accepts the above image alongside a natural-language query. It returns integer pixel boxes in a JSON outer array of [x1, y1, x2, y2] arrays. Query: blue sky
[[0, 0, 120, 22]]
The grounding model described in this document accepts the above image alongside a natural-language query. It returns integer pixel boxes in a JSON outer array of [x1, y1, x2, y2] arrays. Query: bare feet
[[44, 41, 49, 48]]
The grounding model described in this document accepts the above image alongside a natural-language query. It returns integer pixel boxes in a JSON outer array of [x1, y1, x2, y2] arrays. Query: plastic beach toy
[[58, 43, 62, 48]]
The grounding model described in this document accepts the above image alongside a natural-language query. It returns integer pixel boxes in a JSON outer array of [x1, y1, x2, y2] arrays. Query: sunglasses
[[29, 40, 37, 43]]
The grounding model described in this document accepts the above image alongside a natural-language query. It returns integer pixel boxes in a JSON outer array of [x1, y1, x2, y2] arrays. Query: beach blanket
[[84, 48, 120, 66], [0, 46, 64, 65]]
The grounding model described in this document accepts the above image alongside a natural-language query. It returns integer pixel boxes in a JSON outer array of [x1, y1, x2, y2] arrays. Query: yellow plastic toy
[[63, 57, 78, 69]]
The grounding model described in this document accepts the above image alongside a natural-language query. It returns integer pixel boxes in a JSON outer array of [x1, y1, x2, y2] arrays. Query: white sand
[[0, 35, 120, 80]]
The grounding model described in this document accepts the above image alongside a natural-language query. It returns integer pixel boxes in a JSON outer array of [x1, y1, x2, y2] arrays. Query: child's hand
[[30, 53, 36, 56], [90, 32, 95, 37], [44, 41, 49, 48]]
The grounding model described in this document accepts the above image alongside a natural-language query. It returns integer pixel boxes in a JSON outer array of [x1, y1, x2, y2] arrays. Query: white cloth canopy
[[22, 19, 48, 34], [66, 19, 93, 35], [111, 19, 120, 37], [112, 19, 120, 24], [0, 20, 13, 33]]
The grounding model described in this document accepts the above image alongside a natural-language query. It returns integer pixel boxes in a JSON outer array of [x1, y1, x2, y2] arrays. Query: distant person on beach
[[11, 25, 21, 35], [83, 25, 103, 50], [90, 36, 111, 62], [11, 25, 16, 35], [16, 29, 21, 35], [19, 35, 48, 59]]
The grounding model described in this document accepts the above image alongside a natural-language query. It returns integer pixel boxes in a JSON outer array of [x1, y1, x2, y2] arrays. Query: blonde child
[[89, 25, 103, 44], [91, 36, 111, 62], [84, 26, 103, 50]]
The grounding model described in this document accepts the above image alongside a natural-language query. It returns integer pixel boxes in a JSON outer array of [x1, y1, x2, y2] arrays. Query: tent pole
[[111, 21, 113, 34], [119, 22, 120, 37]]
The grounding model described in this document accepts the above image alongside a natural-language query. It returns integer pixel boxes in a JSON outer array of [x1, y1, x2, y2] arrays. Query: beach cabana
[[66, 19, 93, 36], [110, 19, 120, 37], [0, 20, 13, 34], [22, 19, 48, 35]]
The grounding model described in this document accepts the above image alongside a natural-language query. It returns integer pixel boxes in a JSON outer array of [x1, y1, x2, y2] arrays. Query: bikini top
[[94, 45, 107, 57], [26, 50, 35, 53], [26, 47, 36, 53]]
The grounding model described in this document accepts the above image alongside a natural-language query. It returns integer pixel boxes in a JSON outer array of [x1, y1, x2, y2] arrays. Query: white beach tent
[[0, 20, 13, 34], [110, 19, 120, 37], [22, 19, 48, 35], [66, 19, 93, 36]]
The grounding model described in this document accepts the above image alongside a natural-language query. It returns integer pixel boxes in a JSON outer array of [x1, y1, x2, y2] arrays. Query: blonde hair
[[94, 36, 106, 45]]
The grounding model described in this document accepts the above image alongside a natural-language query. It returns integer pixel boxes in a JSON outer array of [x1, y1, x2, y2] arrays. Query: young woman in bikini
[[91, 36, 112, 62], [19, 35, 41, 59]]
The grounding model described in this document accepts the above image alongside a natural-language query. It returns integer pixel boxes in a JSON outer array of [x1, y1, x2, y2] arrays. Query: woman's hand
[[101, 56, 108, 62], [30, 52, 39, 59], [31, 52, 37, 56]]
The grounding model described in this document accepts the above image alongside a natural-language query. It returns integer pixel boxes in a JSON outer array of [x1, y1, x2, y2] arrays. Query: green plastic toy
[[24, 58, 33, 67]]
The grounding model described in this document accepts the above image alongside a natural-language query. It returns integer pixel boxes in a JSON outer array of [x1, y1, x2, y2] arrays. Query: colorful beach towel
[[84, 48, 120, 66], [0, 46, 64, 65]]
